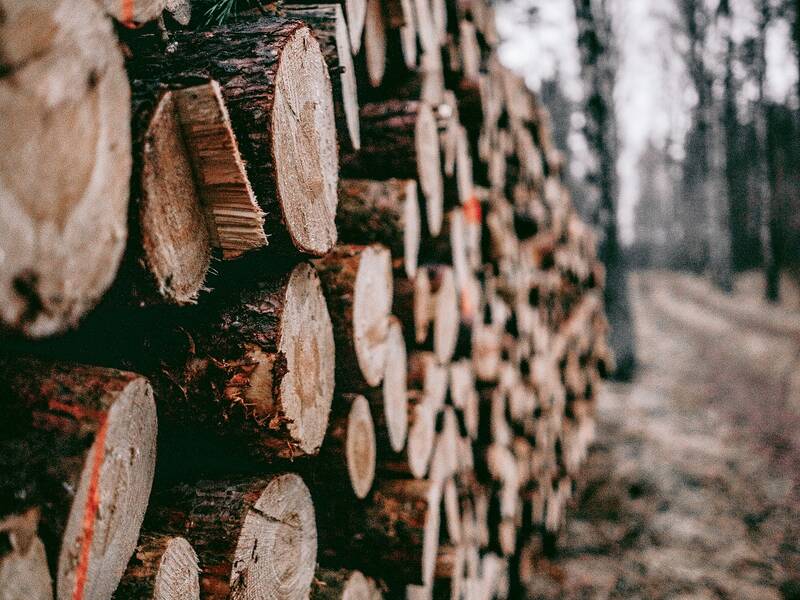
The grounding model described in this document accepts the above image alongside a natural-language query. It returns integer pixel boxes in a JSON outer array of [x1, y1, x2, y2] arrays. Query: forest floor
[[524, 270, 800, 599]]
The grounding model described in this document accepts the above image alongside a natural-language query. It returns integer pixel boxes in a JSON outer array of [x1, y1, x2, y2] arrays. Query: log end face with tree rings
[[415, 104, 444, 237], [0, 0, 131, 338], [57, 376, 157, 600], [151, 537, 200, 600], [276, 263, 336, 456], [364, 0, 387, 87], [403, 181, 421, 278], [233, 474, 317, 600], [102, 0, 166, 25], [140, 91, 212, 306], [273, 27, 339, 257], [406, 398, 435, 479], [353, 245, 393, 386], [383, 316, 409, 452], [345, 395, 377, 499], [0, 511, 52, 600], [432, 267, 459, 364]]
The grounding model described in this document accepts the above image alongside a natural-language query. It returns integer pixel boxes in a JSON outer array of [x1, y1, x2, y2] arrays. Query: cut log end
[[383, 316, 409, 452], [432, 267, 459, 363], [353, 245, 394, 386], [140, 90, 212, 305], [364, 0, 387, 87], [310, 569, 373, 600], [102, 0, 166, 24], [403, 181, 421, 278], [345, 395, 377, 499], [0, 0, 131, 337], [115, 535, 200, 600], [57, 376, 157, 600], [277, 263, 336, 455], [273, 27, 339, 256], [0, 511, 52, 600], [232, 474, 317, 599], [416, 104, 444, 236], [335, 8, 362, 150], [407, 396, 436, 479]]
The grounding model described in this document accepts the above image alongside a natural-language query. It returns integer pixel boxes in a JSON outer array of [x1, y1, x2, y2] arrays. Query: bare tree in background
[[573, 0, 636, 379]]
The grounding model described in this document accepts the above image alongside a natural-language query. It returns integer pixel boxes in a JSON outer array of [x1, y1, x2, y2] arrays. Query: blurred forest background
[[496, 0, 800, 380]]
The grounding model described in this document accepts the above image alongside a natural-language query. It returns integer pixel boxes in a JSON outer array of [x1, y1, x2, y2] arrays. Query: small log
[[145, 475, 317, 600], [150, 262, 335, 461], [283, 4, 361, 151], [393, 270, 432, 346], [310, 569, 374, 599], [380, 391, 435, 479], [362, 0, 387, 86], [127, 17, 339, 256], [324, 394, 377, 499], [0, 510, 52, 600], [313, 244, 393, 388], [341, 100, 443, 236], [0, 0, 131, 337], [0, 360, 157, 600], [114, 535, 200, 600], [101, 0, 166, 24], [407, 352, 449, 411], [384, 0, 417, 69], [423, 265, 459, 364], [372, 316, 410, 452], [337, 179, 420, 278]]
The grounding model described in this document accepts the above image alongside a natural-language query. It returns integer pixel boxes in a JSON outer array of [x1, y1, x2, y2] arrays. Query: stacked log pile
[[0, 0, 612, 598]]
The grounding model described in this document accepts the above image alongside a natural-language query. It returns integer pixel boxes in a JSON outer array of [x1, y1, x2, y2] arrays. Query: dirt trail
[[524, 271, 800, 599]]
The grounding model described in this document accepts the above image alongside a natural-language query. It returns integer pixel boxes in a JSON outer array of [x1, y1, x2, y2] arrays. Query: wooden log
[[449, 360, 479, 439], [122, 81, 266, 307], [101, 0, 166, 24], [407, 352, 449, 411], [0, 510, 53, 600], [341, 100, 444, 236], [423, 265, 459, 364], [362, 0, 387, 86], [393, 269, 432, 346], [319, 479, 441, 586], [287, 0, 367, 53], [337, 179, 420, 278], [0, 360, 157, 600], [0, 0, 131, 337], [313, 244, 393, 388], [324, 394, 377, 499], [282, 4, 361, 151], [384, 0, 417, 69], [150, 262, 335, 461], [310, 569, 374, 599], [114, 535, 200, 600], [380, 391, 435, 479], [374, 316, 410, 452], [145, 475, 317, 600], [126, 17, 339, 256]]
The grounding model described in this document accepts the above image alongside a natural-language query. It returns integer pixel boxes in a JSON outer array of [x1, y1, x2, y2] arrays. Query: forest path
[[525, 271, 800, 599]]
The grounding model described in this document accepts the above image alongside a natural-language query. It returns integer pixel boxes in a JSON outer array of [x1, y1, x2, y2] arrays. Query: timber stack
[[0, 0, 612, 598]]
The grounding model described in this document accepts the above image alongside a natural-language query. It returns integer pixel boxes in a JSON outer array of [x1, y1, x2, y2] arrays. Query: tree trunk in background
[[572, 0, 636, 379]]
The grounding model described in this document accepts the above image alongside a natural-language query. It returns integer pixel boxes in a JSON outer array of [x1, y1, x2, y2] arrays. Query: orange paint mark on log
[[460, 288, 474, 321], [463, 194, 481, 225], [71, 417, 109, 600], [121, 0, 136, 27]]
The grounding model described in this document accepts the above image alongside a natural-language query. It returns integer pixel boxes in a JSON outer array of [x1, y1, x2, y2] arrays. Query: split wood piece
[[0, 360, 157, 600], [310, 569, 376, 599], [152, 262, 335, 459], [384, 0, 417, 69], [101, 0, 166, 24], [128, 18, 338, 256], [0, 0, 131, 338], [114, 535, 200, 600], [380, 391, 435, 478], [341, 101, 443, 236], [393, 270, 432, 346], [288, 0, 367, 52], [337, 179, 420, 278], [283, 4, 361, 151], [324, 394, 377, 499], [321, 479, 441, 586], [372, 316, 410, 452], [407, 352, 449, 411], [146, 475, 317, 599], [362, 0, 387, 86], [0, 510, 52, 600], [313, 244, 393, 388]]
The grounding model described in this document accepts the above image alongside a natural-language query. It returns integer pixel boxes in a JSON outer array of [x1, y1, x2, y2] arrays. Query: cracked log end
[[0, 0, 131, 337]]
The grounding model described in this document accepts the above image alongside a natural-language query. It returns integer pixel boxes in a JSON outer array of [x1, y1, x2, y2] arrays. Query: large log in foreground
[[0, 0, 132, 338], [127, 18, 339, 256], [0, 361, 157, 600]]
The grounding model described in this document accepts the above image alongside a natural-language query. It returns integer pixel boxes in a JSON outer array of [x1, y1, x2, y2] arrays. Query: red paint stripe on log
[[464, 194, 482, 225], [121, 0, 136, 27], [71, 417, 109, 600]]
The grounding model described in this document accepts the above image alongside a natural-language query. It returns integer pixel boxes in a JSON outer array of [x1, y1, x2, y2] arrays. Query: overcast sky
[[496, 0, 798, 244]]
